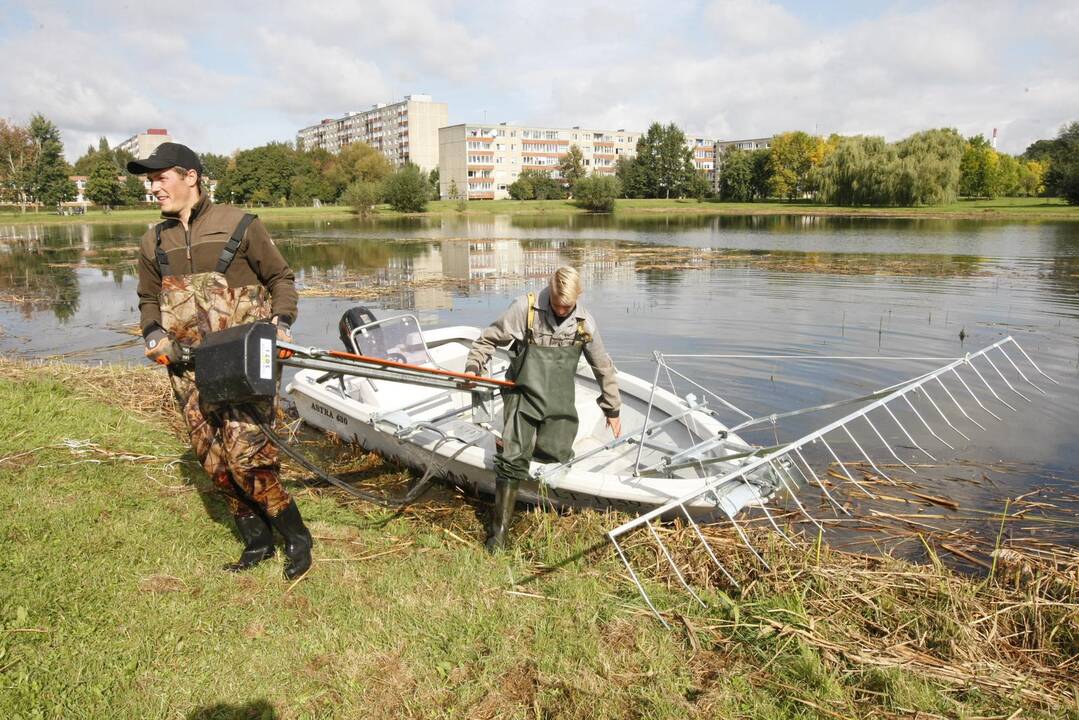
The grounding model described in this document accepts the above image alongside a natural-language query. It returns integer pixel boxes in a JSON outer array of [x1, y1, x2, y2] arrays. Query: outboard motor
[[338, 306, 377, 353]]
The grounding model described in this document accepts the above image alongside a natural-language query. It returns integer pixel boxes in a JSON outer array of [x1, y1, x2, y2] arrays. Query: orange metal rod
[[324, 349, 516, 389]]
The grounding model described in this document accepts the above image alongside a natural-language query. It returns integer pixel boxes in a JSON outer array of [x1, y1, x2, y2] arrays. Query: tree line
[[4, 113, 1077, 214], [718, 123, 1078, 206]]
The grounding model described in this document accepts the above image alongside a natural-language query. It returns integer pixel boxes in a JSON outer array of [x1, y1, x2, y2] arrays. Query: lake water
[[2, 213, 1077, 558]]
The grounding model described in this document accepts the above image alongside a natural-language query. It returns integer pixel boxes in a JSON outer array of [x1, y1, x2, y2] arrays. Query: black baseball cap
[[127, 142, 203, 175]]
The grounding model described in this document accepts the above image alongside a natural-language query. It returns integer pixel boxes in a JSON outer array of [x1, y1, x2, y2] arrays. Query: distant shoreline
[[2, 196, 1076, 226]]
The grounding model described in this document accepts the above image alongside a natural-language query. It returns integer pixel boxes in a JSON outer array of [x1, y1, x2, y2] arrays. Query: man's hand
[[607, 416, 622, 438], [273, 317, 294, 359], [463, 364, 483, 378], [144, 329, 174, 366]]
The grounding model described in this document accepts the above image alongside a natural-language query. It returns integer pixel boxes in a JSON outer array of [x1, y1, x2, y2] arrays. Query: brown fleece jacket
[[136, 196, 299, 337]]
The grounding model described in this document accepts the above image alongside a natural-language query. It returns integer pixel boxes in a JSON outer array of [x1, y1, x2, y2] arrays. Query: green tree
[[447, 178, 460, 200], [85, 156, 122, 209], [1032, 122, 1079, 199], [718, 147, 754, 201], [428, 167, 440, 200], [559, 145, 587, 189], [343, 180, 382, 216], [199, 152, 230, 181], [507, 169, 563, 200], [326, 142, 392, 198], [1018, 159, 1046, 197], [217, 142, 299, 205], [767, 131, 826, 200], [121, 173, 147, 205], [632, 122, 696, 198], [382, 163, 429, 212], [688, 171, 712, 201], [572, 174, 621, 212], [615, 155, 645, 198], [959, 135, 997, 198], [73, 136, 132, 177], [750, 148, 772, 200], [0, 118, 37, 211], [814, 129, 962, 207], [894, 128, 963, 205], [28, 114, 75, 207]]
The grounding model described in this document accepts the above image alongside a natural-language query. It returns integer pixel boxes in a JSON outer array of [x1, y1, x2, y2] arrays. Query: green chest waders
[[487, 293, 589, 552]]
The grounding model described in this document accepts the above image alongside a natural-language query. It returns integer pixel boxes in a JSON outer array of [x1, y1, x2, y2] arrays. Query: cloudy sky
[[1, 0, 1076, 160]]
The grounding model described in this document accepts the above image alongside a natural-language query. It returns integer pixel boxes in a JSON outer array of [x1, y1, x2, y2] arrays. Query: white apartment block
[[296, 95, 448, 172], [439, 123, 642, 200], [686, 134, 717, 186], [115, 129, 171, 159]]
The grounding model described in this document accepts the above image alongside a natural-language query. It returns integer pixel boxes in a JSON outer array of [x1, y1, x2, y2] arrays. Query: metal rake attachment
[[606, 336, 1057, 627]]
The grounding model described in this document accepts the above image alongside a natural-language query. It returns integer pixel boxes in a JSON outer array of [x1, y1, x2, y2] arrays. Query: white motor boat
[[285, 312, 778, 517]]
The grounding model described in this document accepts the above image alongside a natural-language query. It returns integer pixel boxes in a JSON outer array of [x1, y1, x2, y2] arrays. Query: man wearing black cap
[[129, 142, 314, 580]]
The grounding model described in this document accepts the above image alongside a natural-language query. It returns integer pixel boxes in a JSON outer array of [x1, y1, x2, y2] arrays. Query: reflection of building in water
[[382, 246, 451, 311]]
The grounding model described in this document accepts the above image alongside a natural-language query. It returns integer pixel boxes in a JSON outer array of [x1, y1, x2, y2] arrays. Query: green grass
[[1, 359, 1075, 719], [3, 196, 1076, 227]]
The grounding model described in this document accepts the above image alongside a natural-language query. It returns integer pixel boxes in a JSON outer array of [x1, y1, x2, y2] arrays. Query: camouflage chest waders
[[487, 292, 590, 551], [156, 215, 291, 519]]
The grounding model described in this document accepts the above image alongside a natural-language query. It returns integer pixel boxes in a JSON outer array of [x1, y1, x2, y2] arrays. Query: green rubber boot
[[223, 513, 276, 572], [268, 501, 313, 580], [485, 477, 520, 553]]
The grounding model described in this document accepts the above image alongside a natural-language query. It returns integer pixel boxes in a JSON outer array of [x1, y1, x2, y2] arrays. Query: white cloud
[[0, 0, 1075, 159], [252, 29, 390, 117]]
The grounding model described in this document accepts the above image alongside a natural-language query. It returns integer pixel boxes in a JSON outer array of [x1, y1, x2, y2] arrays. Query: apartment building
[[438, 123, 642, 200], [686, 134, 717, 186], [296, 95, 447, 172], [115, 129, 171, 159]]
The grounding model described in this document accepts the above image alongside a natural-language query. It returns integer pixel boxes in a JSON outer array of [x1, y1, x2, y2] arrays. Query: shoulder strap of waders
[[214, 213, 257, 274], [525, 291, 536, 343], [154, 222, 170, 273]]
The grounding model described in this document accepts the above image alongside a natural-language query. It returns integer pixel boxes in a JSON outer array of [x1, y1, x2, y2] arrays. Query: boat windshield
[[350, 314, 434, 367]]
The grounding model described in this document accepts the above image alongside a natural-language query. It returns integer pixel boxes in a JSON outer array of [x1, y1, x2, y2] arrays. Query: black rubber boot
[[485, 477, 520, 553], [268, 500, 313, 580], [223, 513, 275, 572]]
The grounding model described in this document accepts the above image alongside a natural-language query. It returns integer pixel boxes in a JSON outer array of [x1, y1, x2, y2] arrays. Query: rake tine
[[902, 394, 955, 450], [968, 359, 1018, 412], [793, 447, 850, 516], [647, 521, 707, 608], [1006, 338, 1059, 385], [919, 384, 971, 441], [723, 502, 771, 569], [680, 505, 740, 589], [841, 425, 892, 482], [934, 376, 985, 431], [731, 473, 796, 547], [819, 436, 877, 498], [768, 458, 824, 531], [863, 414, 916, 473], [997, 344, 1046, 395], [883, 403, 937, 461], [983, 353, 1031, 403], [609, 533, 669, 627], [950, 367, 1002, 421]]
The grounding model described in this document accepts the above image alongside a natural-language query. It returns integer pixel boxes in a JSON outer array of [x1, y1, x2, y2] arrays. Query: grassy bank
[[2, 196, 1076, 227], [1, 358, 1076, 718]]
